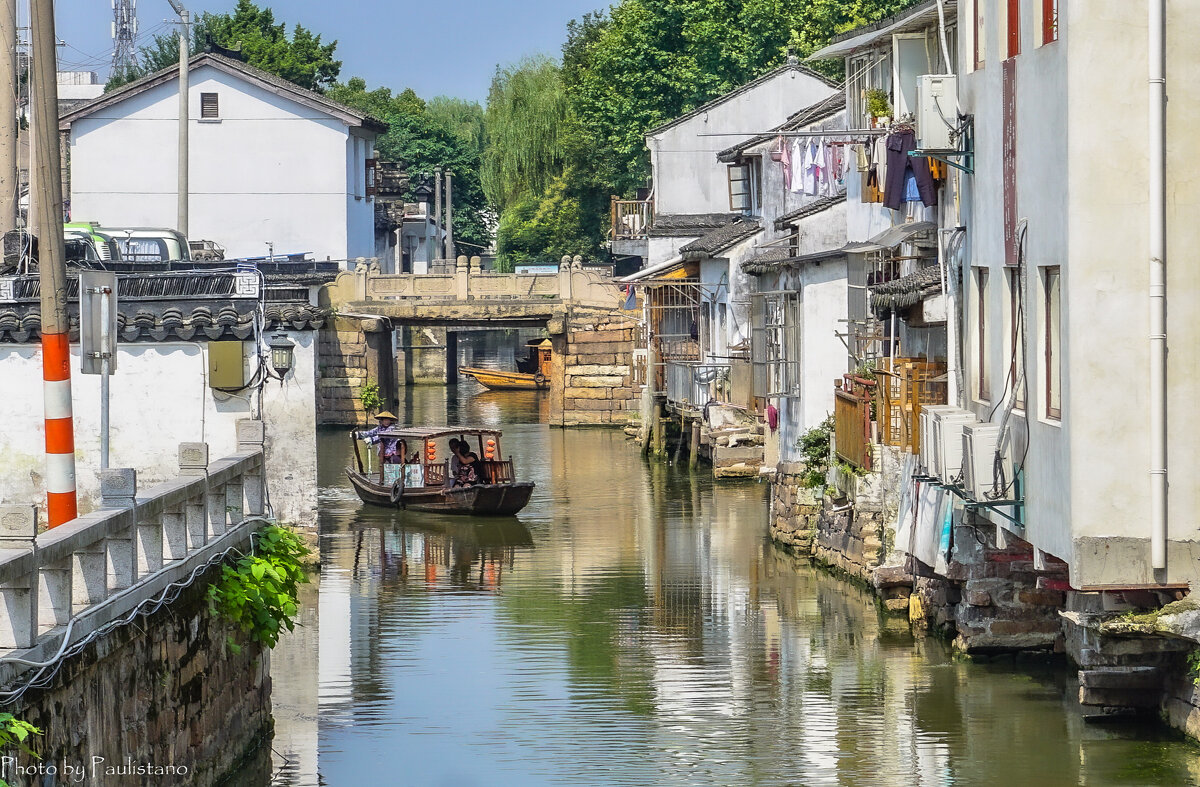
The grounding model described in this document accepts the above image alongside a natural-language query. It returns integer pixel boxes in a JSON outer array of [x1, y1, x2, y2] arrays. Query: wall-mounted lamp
[[269, 333, 295, 379]]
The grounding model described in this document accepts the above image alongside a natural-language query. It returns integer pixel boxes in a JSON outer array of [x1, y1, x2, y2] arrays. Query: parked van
[[100, 227, 191, 262], [63, 222, 122, 264]]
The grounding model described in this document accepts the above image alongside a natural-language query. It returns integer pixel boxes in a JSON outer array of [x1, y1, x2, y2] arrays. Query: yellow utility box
[[208, 341, 246, 389]]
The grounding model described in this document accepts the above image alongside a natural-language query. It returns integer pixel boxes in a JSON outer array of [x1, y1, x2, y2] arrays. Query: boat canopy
[[372, 426, 503, 440]]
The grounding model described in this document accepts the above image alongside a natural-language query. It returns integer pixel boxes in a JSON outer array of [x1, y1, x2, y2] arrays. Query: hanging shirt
[[789, 139, 806, 194], [873, 136, 889, 198], [780, 137, 793, 192], [805, 142, 821, 196], [855, 144, 869, 173]]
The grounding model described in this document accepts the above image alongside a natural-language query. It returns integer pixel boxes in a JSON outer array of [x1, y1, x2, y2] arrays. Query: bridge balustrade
[[0, 420, 269, 684]]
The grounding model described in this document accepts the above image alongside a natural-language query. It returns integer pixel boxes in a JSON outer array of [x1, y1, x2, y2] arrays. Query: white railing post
[[237, 420, 266, 517], [100, 469, 139, 591], [559, 256, 573, 301], [179, 442, 209, 550], [0, 505, 38, 649], [455, 255, 469, 300]]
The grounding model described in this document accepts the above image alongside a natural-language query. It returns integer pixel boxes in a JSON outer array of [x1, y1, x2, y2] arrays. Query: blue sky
[[51, 0, 606, 102]]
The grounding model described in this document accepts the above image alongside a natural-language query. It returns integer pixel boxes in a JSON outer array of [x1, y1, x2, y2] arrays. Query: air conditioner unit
[[919, 405, 959, 475], [962, 423, 1004, 501], [916, 74, 957, 151], [933, 408, 978, 485]]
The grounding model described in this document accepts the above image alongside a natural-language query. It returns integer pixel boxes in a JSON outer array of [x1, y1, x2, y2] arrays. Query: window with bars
[[751, 291, 802, 398], [200, 92, 219, 119], [975, 267, 990, 401]]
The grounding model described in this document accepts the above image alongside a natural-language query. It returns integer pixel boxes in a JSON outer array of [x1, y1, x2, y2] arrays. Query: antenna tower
[[111, 0, 139, 79]]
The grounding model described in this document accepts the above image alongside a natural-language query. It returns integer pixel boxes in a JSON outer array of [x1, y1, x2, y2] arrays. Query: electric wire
[[0, 516, 274, 704]]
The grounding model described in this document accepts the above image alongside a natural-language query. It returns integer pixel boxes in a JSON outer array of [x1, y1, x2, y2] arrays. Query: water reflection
[[266, 330, 1200, 787]]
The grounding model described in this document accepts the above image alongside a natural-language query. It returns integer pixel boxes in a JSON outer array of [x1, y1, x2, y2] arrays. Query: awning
[[807, 0, 956, 61], [621, 256, 686, 282], [843, 221, 938, 254]]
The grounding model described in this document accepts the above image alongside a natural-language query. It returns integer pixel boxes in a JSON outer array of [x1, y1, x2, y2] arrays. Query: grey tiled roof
[[773, 193, 847, 230], [60, 51, 389, 133], [870, 265, 945, 314], [647, 212, 741, 238], [717, 92, 847, 163], [742, 247, 847, 274], [679, 219, 762, 258]]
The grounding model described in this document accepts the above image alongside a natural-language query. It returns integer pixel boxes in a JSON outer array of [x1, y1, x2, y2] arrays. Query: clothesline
[[696, 129, 887, 137]]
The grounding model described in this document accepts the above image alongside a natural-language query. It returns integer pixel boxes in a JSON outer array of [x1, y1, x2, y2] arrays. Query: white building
[[60, 52, 386, 262], [955, 0, 1200, 587]]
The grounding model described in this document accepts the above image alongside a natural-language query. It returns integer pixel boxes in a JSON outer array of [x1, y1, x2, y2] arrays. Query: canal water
[[268, 331, 1200, 786]]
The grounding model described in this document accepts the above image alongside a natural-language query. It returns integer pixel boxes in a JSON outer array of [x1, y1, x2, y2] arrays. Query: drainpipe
[[1149, 0, 1167, 571]]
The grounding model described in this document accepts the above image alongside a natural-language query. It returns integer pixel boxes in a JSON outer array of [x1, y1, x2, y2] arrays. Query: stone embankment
[[550, 313, 640, 427], [318, 316, 397, 425]]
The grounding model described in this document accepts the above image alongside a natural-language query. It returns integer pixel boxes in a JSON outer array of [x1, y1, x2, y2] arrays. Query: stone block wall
[[318, 316, 397, 425], [550, 313, 640, 427], [768, 463, 821, 553], [7, 562, 270, 785]]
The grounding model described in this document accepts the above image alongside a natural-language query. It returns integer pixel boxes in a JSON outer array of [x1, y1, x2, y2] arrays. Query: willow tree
[[482, 56, 569, 212]]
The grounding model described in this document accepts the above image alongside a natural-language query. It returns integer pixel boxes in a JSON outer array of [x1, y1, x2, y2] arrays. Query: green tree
[[558, 0, 921, 230], [107, 0, 340, 93], [481, 56, 568, 213], [327, 78, 491, 253]]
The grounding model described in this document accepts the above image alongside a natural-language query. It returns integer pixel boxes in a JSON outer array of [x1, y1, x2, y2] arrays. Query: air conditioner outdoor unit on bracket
[[934, 408, 978, 486], [962, 423, 1004, 502], [916, 74, 958, 151], [919, 405, 959, 476]]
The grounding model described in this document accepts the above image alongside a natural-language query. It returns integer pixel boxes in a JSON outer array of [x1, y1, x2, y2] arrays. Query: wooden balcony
[[611, 198, 654, 240], [834, 374, 876, 472], [875, 358, 947, 456]]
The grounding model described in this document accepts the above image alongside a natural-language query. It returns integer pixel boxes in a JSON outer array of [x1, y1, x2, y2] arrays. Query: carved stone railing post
[[0, 505, 37, 648], [559, 256, 573, 302], [237, 420, 266, 517], [455, 255, 470, 300], [100, 469, 139, 590], [354, 258, 369, 300], [180, 442, 209, 550]]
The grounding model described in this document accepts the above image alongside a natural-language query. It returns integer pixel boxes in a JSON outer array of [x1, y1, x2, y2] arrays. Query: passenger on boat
[[446, 438, 464, 488], [361, 411, 402, 464], [452, 445, 480, 487]]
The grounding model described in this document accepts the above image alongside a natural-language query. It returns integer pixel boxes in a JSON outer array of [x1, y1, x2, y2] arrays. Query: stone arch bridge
[[319, 256, 643, 427]]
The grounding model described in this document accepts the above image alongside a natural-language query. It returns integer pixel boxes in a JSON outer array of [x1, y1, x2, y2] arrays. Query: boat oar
[[351, 430, 364, 473]]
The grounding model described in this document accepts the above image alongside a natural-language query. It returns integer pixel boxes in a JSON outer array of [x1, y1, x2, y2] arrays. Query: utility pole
[[444, 170, 454, 262], [0, 0, 17, 234], [432, 166, 442, 261], [31, 0, 76, 526], [167, 0, 189, 238]]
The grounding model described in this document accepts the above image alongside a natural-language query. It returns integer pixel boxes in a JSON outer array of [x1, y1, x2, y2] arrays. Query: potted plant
[[865, 88, 892, 127]]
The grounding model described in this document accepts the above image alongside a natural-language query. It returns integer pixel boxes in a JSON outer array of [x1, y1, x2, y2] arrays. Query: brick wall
[[6, 562, 270, 785], [550, 314, 641, 427], [318, 317, 397, 426]]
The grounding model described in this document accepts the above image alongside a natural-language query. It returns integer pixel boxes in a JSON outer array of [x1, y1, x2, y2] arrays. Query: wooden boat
[[460, 339, 551, 390], [346, 426, 535, 516]]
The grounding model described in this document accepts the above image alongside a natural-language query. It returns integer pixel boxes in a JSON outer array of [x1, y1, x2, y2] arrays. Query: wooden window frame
[[1042, 0, 1059, 45], [1043, 266, 1061, 419], [974, 0, 986, 70], [1006, 0, 1021, 59], [200, 92, 219, 119], [976, 267, 990, 401], [1007, 268, 1024, 410], [727, 163, 752, 213]]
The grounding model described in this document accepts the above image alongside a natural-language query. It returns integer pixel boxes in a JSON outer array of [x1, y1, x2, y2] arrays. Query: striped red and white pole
[[42, 332, 76, 526], [31, 0, 76, 527]]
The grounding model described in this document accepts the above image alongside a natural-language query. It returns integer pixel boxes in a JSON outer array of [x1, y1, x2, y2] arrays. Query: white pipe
[[99, 286, 111, 470], [935, 0, 953, 75], [1149, 0, 1167, 571]]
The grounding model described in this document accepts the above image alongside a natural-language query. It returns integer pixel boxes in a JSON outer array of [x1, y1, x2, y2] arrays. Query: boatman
[[362, 411, 402, 464]]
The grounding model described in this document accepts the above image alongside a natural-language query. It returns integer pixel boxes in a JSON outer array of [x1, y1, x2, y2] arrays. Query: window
[[1006, 0, 1020, 58], [752, 291, 802, 397], [974, 0, 987, 69], [1006, 268, 1025, 410], [1043, 266, 1061, 419], [200, 92, 219, 119], [1042, 0, 1059, 45], [728, 163, 752, 212], [976, 267, 990, 400], [365, 157, 377, 197]]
